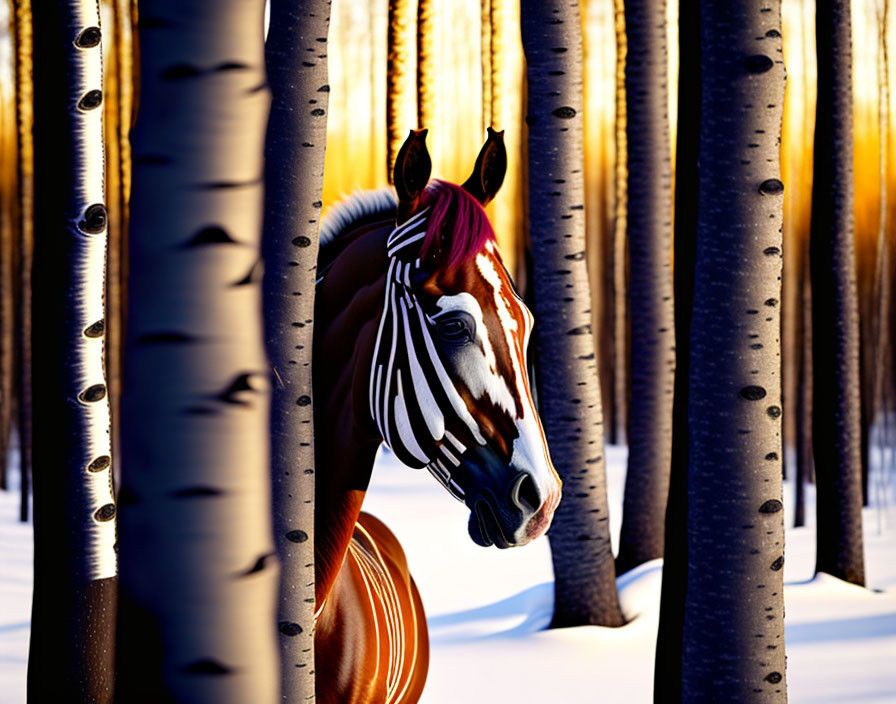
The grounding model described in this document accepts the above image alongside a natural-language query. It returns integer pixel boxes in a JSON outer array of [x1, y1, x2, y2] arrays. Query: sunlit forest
[[0, 0, 894, 702], [0, 0, 892, 486]]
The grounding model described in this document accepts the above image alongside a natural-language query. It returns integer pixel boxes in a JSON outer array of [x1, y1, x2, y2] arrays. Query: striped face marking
[[370, 210, 561, 547]]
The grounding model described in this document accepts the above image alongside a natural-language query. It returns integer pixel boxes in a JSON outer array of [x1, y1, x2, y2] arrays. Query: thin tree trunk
[[681, 2, 788, 699], [611, 0, 628, 445], [810, 0, 866, 587], [416, 0, 434, 130], [480, 0, 492, 131], [12, 0, 33, 522], [615, 0, 674, 576], [116, 2, 278, 700], [387, 0, 413, 184], [521, 0, 624, 629], [263, 1, 331, 700], [0, 78, 13, 491], [28, 2, 117, 699], [103, 0, 121, 498], [870, 0, 892, 507], [106, 0, 134, 497], [653, 0, 699, 699], [795, 249, 812, 529], [517, 71, 530, 295], [489, 0, 503, 130], [780, 0, 812, 488]]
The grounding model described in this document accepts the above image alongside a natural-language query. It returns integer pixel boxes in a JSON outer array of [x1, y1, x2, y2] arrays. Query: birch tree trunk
[[810, 0, 865, 586], [117, 2, 278, 700], [615, 0, 674, 576], [521, 0, 624, 629], [682, 1, 788, 699], [263, 1, 331, 700], [28, 1, 116, 699]]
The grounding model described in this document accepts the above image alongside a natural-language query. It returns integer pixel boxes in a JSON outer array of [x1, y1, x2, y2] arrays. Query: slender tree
[[105, 0, 136, 495], [488, 0, 503, 129], [27, 1, 116, 699], [416, 0, 434, 129], [615, 0, 674, 575], [262, 1, 331, 699], [12, 0, 33, 521], [117, 2, 278, 700], [682, 1, 788, 699], [654, 1, 699, 698], [0, 79, 13, 491], [480, 0, 492, 131], [810, 0, 865, 586], [869, 0, 892, 507], [610, 0, 628, 445], [387, 0, 413, 183], [795, 251, 813, 528], [479, 0, 505, 132], [521, 0, 624, 628]]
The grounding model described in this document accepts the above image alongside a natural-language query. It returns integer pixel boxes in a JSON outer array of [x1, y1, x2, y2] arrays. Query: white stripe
[[443, 430, 466, 455], [386, 209, 428, 245], [400, 299, 445, 442], [432, 461, 450, 482], [413, 303, 487, 445], [380, 284, 401, 451], [387, 231, 426, 257], [448, 479, 465, 499], [441, 445, 460, 467], [374, 365, 384, 437], [394, 370, 430, 465]]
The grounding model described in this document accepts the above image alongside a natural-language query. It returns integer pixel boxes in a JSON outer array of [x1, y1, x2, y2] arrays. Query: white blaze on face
[[474, 253, 560, 492], [431, 292, 518, 418]]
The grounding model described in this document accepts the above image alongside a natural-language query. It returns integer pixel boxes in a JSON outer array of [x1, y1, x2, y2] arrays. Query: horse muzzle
[[459, 445, 558, 549]]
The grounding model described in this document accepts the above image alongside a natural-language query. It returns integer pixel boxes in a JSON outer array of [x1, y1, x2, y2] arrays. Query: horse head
[[370, 128, 562, 549]]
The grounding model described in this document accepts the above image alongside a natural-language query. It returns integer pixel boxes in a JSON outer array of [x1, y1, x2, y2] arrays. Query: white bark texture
[[118, 2, 278, 700], [28, 1, 116, 699]]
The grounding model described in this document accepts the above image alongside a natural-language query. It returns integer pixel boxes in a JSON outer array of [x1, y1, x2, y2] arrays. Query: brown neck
[[313, 220, 393, 605]]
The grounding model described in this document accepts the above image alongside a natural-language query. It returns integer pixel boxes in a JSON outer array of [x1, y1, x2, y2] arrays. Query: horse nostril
[[510, 472, 542, 515]]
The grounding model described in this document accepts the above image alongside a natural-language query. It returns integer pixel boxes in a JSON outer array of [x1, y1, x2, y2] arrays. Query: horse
[[312, 128, 562, 704]]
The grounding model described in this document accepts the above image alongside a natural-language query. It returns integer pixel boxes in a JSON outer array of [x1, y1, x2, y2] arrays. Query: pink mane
[[419, 180, 496, 269]]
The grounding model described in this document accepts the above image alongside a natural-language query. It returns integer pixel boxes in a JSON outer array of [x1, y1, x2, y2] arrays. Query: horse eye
[[436, 312, 475, 345]]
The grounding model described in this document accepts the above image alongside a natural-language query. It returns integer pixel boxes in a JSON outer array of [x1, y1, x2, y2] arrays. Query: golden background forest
[[0, 0, 892, 461]]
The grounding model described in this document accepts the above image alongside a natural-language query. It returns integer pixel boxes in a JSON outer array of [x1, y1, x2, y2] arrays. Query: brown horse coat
[[316, 513, 429, 704]]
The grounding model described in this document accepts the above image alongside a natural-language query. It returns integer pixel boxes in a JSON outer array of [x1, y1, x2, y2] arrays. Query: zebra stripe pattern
[[369, 211, 481, 501]]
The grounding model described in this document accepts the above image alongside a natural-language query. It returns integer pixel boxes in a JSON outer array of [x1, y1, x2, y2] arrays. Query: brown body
[[313, 220, 429, 704], [316, 513, 429, 704]]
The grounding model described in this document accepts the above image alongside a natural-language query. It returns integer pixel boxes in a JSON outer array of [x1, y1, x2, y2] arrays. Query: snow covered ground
[[1, 445, 894, 703]]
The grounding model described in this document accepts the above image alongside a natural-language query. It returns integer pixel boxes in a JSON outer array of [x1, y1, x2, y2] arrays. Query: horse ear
[[394, 129, 432, 223], [462, 127, 507, 205]]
